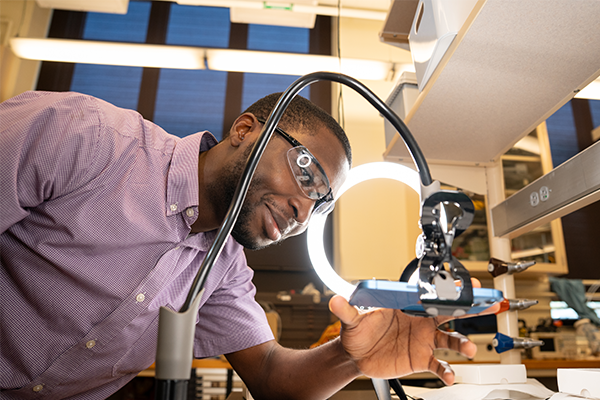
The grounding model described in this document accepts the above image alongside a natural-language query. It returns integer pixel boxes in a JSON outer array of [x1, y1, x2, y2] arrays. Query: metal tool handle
[[372, 378, 392, 400]]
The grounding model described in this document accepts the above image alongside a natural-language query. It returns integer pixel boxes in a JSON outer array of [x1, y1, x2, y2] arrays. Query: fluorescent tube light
[[206, 49, 395, 80], [10, 38, 206, 69], [575, 78, 600, 101], [10, 38, 405, 81]]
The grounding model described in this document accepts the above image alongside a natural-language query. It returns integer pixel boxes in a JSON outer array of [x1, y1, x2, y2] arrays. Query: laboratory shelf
[[384, 0, 600, 166]]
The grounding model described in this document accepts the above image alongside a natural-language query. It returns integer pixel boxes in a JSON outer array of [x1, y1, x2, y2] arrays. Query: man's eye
[[298, 170, 315, 187]]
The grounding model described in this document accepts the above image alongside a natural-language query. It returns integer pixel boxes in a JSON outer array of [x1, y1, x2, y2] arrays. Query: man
[[1, 91, 491, 399]]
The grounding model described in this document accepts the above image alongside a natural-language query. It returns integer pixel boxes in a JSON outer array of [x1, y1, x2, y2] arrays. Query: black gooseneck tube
[[156, 71, 432, 400]]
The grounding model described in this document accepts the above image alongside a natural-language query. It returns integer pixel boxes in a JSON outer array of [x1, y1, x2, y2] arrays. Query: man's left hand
[[328, 280, 500, 385]]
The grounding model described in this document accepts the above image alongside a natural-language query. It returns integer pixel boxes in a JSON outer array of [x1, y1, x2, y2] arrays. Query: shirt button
[[32, 385, 43, 392], [86, 340, 96, 349], [170, 204, 178, 212], [136, 293, 145, 303], [186, 208, 195, 217]]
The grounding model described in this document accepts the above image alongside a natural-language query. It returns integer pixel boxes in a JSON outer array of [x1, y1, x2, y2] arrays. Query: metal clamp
[[416, 189, 475, 317]]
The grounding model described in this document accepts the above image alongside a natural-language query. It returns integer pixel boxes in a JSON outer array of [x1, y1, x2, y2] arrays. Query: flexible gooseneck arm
[[155, 71, 436, 400]]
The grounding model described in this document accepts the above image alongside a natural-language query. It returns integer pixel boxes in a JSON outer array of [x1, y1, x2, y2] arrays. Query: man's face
[[221, 124, 349, 250]]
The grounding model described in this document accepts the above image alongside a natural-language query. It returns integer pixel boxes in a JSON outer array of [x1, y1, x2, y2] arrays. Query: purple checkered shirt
[[0, 91, 274, 399]]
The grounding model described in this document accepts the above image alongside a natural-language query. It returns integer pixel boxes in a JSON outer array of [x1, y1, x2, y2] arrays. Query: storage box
[[408, 0, 478, 90], [451, 364, 527, 385], [384, 71, 419, 147], [558, 368, 600, 399], [379, 0, 420, 51]]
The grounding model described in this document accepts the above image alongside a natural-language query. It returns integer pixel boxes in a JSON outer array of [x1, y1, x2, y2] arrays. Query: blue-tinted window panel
[[70, 64, 142, 111], [166, 5, 230, 47], [83, 1, 151, 42], [154, 69, 228, 139], [546, 101, 578, 167], [247, 24, 309, 53], [589, 99, 600, 129], [241, 73, 310, 112]]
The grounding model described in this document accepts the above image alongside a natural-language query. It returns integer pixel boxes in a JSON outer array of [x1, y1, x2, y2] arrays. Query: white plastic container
[[558, 368, 600, 399], [451, 363, 527, 385], [384, 71, 418, 147], [408, 0, 478, 90]]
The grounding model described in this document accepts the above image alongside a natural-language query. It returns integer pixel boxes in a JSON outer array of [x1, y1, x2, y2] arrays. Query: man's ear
[[229, 113, 260, 147]]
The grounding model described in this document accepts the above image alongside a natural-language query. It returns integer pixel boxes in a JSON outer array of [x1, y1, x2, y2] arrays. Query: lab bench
[[136, 358, 600, 399], [225, 391, 379, 400], [223, 360, 600, 400]]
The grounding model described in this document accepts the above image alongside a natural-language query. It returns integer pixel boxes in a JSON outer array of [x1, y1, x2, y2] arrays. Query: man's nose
[[289, 196, 313, 226]]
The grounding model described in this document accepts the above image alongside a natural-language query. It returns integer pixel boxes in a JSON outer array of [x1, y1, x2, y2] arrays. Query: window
[[546, 102, 579, 167], [69, 1, 151, 110], [83, 1, 150, 42], [154, 69, 228, 138], [166, 5, 230, 48], [153, 5, 232, 138], [40, 2, 320, 141], [71, 65, 144, 111], [241, 22, 311, 111]]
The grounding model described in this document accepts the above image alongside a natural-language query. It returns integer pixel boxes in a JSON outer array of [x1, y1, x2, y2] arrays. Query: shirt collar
[[166, 131, 218, 218]]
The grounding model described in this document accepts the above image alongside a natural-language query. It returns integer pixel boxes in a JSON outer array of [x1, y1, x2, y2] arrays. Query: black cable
[[388, 378, 409, 400], [336, 0, 345, 129]]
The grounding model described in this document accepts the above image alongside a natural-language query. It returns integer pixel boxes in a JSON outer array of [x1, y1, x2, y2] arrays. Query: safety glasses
[[257, 118, 335, 216]]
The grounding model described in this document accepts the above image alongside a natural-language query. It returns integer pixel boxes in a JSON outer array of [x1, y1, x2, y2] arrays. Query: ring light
[[307, 162, 421, 299]]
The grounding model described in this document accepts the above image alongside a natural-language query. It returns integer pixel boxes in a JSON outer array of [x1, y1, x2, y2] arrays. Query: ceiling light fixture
[[205, 48, 396, 79], [9, 38, 206, 69], [9, 37, 410, 81], [575, 78, 600, 101]]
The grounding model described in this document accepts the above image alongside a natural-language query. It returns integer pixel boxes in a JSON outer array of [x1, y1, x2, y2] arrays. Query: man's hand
[[329, 280, 500, 385], [228, 280, 499, 399]]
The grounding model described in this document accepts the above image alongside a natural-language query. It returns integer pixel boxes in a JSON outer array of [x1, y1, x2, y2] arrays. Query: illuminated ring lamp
[[307, 162, 421, 300]]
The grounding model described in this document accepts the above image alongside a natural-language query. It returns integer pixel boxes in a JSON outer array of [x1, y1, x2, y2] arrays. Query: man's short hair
[[229, 93, 352, 167]]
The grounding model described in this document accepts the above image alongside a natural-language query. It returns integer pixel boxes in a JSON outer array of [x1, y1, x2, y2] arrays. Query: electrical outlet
[[530, 191, 539, 207], [540, 186, 550, 201]]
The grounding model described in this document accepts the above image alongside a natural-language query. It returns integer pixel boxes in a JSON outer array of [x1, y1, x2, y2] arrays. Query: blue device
[[349, 280, 504, 316]]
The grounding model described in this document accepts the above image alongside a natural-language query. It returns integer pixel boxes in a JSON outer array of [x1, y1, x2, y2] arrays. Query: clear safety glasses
[[257, 118, 335, 216]]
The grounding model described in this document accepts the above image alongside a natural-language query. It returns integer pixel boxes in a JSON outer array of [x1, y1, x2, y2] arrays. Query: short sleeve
[[192, 241, 274, 358]]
